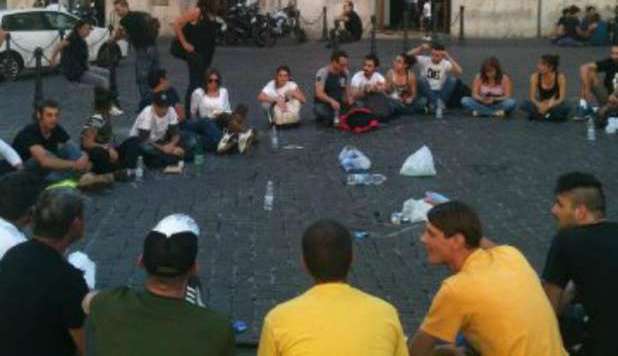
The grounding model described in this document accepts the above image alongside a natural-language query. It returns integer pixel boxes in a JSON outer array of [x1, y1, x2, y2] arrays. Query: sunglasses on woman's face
[[208, 78, 219, 83]]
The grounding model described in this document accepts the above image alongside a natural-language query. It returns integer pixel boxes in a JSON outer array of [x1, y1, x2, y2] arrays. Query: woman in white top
[[190, 69, 231, 120], [258, 66, 306, 126]]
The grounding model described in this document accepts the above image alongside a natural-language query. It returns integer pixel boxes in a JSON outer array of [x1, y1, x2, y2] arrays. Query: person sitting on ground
[[579, 45, 618, 124], [314, 50, 351, 126], [578, 6, 609, 46], [138, 69, 184, 120], [257, 219, 408, 356], [0, 138, 23, 176], [552, 5, 584, 47], [521, 54, 570, 121], [408, 42, 463, 118], [543, 172, 618, 356], [189, 69, 255, 154], [130, 91, 190, 169], [11, 99, 106, 189], [83, 214, 235, 356], [350, 54, 386, 105], [461, 56, 517, 117], [81, 87, 140, 181], [330, 1, 363, 44], [409, 201, 567, 356], [0, 188, 89, 356], [0, 171, 43, 259], [385, 53, 425, 115], [258, 65, 306, 127], [550, 8, 571, 41], [50, 20, 123, 116]]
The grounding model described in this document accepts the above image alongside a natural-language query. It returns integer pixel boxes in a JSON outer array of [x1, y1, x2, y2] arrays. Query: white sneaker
[[435, 99, 444, 119], [217, 131, 237, 154], [109, 105, 124, 116], [238, 129, 255, 154]]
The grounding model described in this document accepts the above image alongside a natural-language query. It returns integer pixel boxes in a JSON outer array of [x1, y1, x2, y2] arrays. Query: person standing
[[0, 188, 89, 356], [111, 0, 160, 102], [174, 0, 219, 120]]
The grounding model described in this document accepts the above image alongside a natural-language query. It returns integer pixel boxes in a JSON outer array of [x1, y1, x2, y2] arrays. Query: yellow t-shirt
[[257, 283, 409, 356], [421, 246, 567, 356]]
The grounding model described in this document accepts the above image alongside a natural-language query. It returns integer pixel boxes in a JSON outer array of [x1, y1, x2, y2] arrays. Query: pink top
[[479, 79, 506, 97]]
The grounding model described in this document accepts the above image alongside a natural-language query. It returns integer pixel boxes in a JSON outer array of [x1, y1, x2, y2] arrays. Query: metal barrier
[[370, 15, 377, 55]]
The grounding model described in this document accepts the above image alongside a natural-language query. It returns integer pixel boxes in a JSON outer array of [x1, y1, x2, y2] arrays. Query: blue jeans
[[389, 96, 428, 116], [461, 97, 517, 116], [135, 46, 160, 101], [25, 142, 83, 183], [417, 76, 457, 107], [183, 118, 223, 152], [521, 100, 571, 121], [314, 101, 336, 125]]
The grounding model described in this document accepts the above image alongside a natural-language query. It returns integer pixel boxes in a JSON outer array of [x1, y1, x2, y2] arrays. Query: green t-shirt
[[90, 287, 235, 356]]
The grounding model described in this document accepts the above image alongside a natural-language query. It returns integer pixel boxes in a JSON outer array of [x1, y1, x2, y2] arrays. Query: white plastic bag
[[402, 198, 434, 223], [68, 251, 96, 290], [400, 145, 436, 177], [338, 146, 371, 172], [605, 117, 618, 134]]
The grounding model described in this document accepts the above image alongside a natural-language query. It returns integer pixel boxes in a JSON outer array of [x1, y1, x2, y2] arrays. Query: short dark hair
[[364, 53, 380, 67], [0, 172, 43, 222], [541, 54, 560, 71], [430, 42, 445, 51], [330, 50, 349, 63], [554, 172, 606, 216], [275, 65, 291, 76], [32, 188, 84, 240], [37, 99, 59, 116], [345, 1, 354, 10], [427, 201, 483, 248], [148, 69, 167, 89], [302, 219, 352, 282], [398, 52, 416, 68]]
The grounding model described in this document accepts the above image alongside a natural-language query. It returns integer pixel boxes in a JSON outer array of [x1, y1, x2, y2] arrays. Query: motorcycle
[[219, 1, 276, 47], [270, 2, 307, 43]]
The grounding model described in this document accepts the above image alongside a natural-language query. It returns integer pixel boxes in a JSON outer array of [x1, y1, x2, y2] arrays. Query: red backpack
[[337, 108, 380, 134]]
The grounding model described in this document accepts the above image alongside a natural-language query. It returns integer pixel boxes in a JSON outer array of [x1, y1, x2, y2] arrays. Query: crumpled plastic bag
[[605, 117, 618, 134], [400, 145, 437, 177], [402, 198, 434, 223], [339, 146, 371, 172], [68, 251, 96, 290]]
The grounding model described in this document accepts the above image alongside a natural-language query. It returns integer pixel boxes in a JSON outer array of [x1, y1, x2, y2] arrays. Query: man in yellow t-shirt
[[257, 219, 408, 356], [409, 201, 567, 356]]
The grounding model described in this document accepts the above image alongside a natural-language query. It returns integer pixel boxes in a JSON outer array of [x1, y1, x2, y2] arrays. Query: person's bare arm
[[407, 43, 430, 57], [315, 81, 339, 110], [174, 7, 200, 53], [444, 52, 463, 77], [30, 145, 87, 172], [550, 74, 567, 107], [290, 87, 306, 103], [68, 328, 86, 356], [257, 91, 276, 104], [50, 39, 69, 66], [544, 282, 565, 315], [471, 76, 483, 101], [409, 330, 441, 356], [579, 62, 598, 100], [529, 74, 541, 107]]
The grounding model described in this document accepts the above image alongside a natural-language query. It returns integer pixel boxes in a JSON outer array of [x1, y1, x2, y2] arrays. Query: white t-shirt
[[0, 139, 22, 167], [130, 105, 179, 143], [261, 80, 299, 99], [417, 55, 452, 90], [0, 217, 26, 260], [423, 1, 432, 18], [190, 87, 232, 119], [350, 71, 386, 91]]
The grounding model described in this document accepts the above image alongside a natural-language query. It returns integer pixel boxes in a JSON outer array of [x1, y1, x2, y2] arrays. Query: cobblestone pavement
[[1, 37, 617, 350]]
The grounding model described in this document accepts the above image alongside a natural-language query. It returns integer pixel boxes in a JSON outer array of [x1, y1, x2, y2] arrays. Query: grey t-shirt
[[315, 66, 349, 104]]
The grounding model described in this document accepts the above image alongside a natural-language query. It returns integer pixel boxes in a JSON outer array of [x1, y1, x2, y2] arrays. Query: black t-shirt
[[346, 11, 363, 41], [315, 66, 349, 104], [542, 222, 618, 356], [558, 16, 580, 39], [12, 123, 70, 162], [60, 34, 88, 81], [0, 240, 89, 356], [120, 11, 156, 49], [595, 58, 618, 94]]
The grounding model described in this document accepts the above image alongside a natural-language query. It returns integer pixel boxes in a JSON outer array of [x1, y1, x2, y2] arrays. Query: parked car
[[0, 8, 128, 80]]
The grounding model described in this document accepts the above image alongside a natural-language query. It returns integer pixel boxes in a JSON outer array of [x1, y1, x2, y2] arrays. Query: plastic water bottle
[[333, 109, 340, 126], [346, 173, 386, 186], [587, 117, 596, 142], [613, 73, 618, 93], [193, 142, 205, 176], [271, 126, 279, 150], [135, 156, 144, 182], [264, 180, 274, 211]]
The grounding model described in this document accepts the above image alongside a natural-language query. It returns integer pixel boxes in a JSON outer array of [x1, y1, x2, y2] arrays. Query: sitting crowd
[[0, 171, 615, 356], [551, 5, 612, 47]]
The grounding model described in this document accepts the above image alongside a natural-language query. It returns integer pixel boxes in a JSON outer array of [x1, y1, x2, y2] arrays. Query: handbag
[[272, 99, 301, 126], [170, 38, 188, 60]]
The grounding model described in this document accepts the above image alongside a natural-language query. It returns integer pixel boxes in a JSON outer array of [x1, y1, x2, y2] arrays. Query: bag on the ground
[[272, 99, 301, 126], [337, 108, 380, 134], [364, 92, 393, 121], [338, 146, 371, 172], [400, 145, 437, 176], [447, 79, 471, 109], [402, 198, 434, 223]]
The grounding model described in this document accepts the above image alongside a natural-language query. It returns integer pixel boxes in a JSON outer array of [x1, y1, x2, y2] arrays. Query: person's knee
[[460, 96, 474, 107], [502, 98, 517, 111]]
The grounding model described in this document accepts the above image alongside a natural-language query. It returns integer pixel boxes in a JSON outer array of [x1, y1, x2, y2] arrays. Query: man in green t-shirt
[[83, 214, 235, 356]]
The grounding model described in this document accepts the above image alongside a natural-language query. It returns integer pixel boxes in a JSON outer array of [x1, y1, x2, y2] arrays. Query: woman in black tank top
[[174, 0, 219, 119], [522, 54, 571, 121]]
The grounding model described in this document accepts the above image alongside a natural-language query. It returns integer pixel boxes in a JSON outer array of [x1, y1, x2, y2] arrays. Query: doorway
[[384, 0, 451, 33]]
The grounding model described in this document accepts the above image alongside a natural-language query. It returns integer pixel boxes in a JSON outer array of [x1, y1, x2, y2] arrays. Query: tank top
[[479, 78, 505, 98], [184, 11, 217, 55], [388, 70, 413, 100], [538, 72, 560, 101]]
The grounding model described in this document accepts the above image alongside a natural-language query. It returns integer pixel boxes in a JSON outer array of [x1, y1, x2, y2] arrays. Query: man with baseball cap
[[83, 214, 235, 356]]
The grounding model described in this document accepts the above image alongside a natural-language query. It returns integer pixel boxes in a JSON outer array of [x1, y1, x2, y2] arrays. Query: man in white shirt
[[130, 91, 188, 168], [350, 54, 386, 105], [0, 172, 43, 259], [408, 42, 463, 117]]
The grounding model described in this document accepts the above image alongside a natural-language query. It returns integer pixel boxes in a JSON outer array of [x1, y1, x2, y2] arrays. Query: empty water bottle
[[346, 173, 386, 186], [264, 180, 274, 211], [135, 156, 144, 182], [587, 117, 596, 142], [271, 125, 279, 150], [333, 109, 340, 126]]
